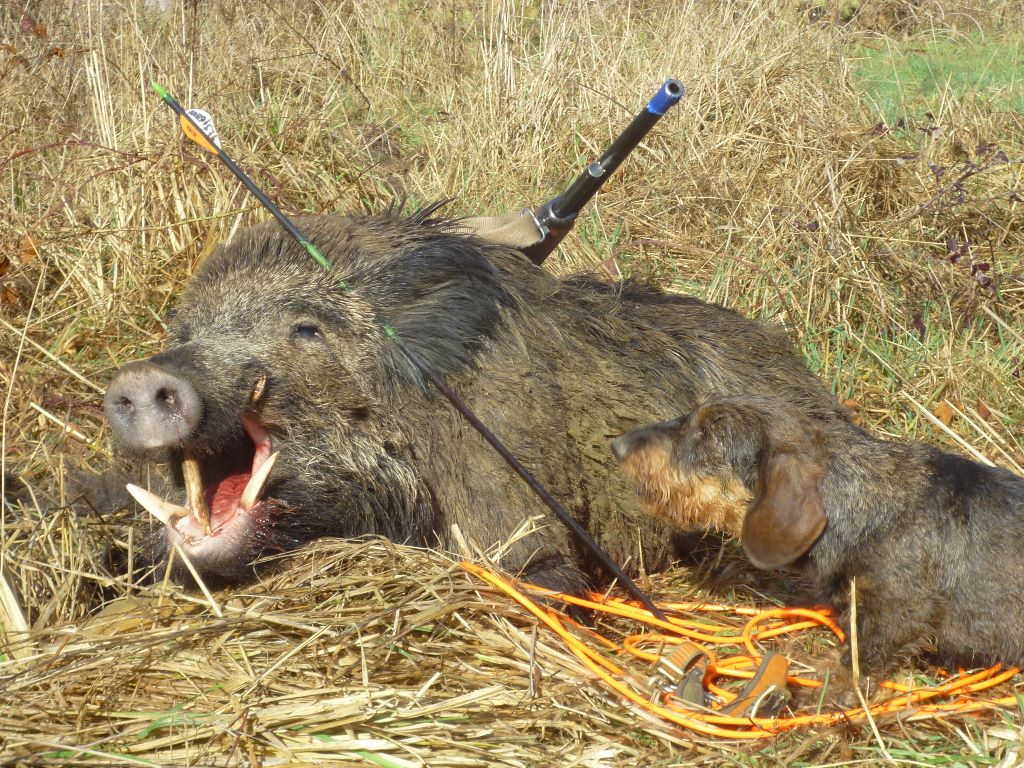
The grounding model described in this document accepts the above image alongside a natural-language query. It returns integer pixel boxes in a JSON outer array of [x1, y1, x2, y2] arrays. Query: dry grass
[[4, 539, 703, 766], [2, 0, 1023, 764]]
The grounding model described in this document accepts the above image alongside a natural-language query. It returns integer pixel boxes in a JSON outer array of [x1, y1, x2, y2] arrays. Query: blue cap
[[646, 79, 685, 116]]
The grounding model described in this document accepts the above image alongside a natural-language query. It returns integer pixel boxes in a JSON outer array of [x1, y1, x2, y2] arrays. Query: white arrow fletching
[[186, 108, 221, 148]]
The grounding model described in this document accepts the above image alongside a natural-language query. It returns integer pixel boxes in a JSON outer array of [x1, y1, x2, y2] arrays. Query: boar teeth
[[182, 452, 211, 534], [250, 372, 267, 404], [240, 451, 278, 511], [126, 483, 190, 528]]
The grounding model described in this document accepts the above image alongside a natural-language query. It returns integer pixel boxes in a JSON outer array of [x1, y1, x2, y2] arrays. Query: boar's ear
[[740, 451, 826, 570], [383, 234, 517, 376]]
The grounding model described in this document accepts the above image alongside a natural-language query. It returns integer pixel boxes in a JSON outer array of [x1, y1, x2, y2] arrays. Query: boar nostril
[[157, 387, 177, 409]]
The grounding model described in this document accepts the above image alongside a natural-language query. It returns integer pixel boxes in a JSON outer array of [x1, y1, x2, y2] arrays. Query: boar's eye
[[290, 321, 325, 342]]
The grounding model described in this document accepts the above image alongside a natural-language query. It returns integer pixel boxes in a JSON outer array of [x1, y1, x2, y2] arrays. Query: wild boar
[[104, 210, 844, 592]]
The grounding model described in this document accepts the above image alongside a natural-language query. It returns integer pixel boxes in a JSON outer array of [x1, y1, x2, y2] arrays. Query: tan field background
[[2, 0, 1023, 764]]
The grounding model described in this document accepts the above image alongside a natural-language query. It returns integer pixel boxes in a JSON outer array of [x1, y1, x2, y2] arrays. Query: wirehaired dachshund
[[612, 395, 1024, 671]]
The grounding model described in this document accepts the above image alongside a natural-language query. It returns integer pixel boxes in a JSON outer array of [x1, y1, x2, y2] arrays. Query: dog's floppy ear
[[741, 450, 826, 570]]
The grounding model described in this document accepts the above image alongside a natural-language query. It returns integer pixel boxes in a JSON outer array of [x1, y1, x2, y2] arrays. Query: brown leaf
[[0, 254, 8, 279], [933, 401, 954, 427], [977, 399, 992, 421], [19, 236, 38, 263], [911, 310, 926, 341], [1, 283, 23, 308], [598, 256, 622, 281], [20, 13, 47, 38]]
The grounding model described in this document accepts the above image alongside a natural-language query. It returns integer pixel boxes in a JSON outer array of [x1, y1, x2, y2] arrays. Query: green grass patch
[[852, 33, 1024, 120]]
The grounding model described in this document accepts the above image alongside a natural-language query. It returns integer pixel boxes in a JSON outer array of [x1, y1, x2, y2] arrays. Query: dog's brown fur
[[613, 422, 748, 534], [613, 395, 1024, 671]]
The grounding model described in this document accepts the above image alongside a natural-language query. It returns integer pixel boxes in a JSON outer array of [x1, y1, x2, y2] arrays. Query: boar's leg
[[517, 553, 592, 596]]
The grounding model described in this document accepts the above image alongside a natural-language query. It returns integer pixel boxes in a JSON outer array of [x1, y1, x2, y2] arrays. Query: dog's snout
[[103, 359, 203, 449], [611, 436, 629, 462]]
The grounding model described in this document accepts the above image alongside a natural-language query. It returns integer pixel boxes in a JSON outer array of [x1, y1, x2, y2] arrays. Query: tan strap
[[455, 210, 545, 250], [648, 642, 710, 708]]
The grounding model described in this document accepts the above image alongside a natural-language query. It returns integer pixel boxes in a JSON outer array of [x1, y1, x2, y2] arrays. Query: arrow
[[152, 82, 332, 271]]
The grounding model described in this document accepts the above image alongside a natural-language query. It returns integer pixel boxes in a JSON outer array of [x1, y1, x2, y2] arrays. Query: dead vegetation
[[2, 0, 1023, 764]]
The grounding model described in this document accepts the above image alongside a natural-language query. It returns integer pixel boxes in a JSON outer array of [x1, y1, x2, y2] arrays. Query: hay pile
[[6, 540, 716, 766], [2, 0, 1023, 763]]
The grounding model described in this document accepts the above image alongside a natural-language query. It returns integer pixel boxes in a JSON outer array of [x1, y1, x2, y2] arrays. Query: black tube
[[524, 79, 684, 265]]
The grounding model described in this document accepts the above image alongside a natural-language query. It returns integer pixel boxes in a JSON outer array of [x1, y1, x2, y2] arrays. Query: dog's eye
[[290, 322, 324, 341]]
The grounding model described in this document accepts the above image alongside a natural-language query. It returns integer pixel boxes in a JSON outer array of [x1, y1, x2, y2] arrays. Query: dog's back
[[917, 448, 1024, 665], [812, 429, 1024, 666]]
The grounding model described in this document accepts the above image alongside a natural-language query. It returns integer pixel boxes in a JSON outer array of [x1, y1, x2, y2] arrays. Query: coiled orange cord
[[461, 562, 1022, 738]]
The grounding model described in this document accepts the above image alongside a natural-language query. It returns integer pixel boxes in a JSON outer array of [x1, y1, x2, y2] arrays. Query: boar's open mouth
[[126, 413, 279, 550]]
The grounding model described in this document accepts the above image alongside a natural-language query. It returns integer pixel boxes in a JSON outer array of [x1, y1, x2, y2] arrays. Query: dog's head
[[612, 396, 828, 569]]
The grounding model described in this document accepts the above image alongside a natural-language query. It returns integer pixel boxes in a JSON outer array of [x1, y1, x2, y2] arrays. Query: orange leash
[[461, 562, 1022, 738]]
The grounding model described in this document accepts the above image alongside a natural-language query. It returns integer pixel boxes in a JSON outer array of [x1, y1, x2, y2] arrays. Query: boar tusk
[[240, 451, 278, 511], [126, 483, 189, 528], [182, 452, 211, 534], [250, 372, 267, 404]]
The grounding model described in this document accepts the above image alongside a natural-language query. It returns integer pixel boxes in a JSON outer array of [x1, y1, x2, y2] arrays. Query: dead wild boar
[[103, 210, 845, 592]]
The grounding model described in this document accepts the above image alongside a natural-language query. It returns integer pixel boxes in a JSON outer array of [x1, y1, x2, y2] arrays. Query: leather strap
[[648, 642, 710, 708], [720, 652, 792, 718]]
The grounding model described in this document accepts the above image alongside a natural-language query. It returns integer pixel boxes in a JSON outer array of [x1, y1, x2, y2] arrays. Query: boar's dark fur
[[105, 210, 845, 593]]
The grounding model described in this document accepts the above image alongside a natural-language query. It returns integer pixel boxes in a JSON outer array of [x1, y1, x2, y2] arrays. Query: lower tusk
[[126, 484, 189, 528], [240, 451, 278, 511], [182, 452, 211, 534]]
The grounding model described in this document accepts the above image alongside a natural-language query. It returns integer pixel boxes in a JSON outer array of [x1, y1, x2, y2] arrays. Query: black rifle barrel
[[524, 79, 684, 265]]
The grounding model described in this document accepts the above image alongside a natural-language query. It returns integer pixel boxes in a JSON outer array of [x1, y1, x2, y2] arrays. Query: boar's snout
[[104, 360, 203, 450]]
